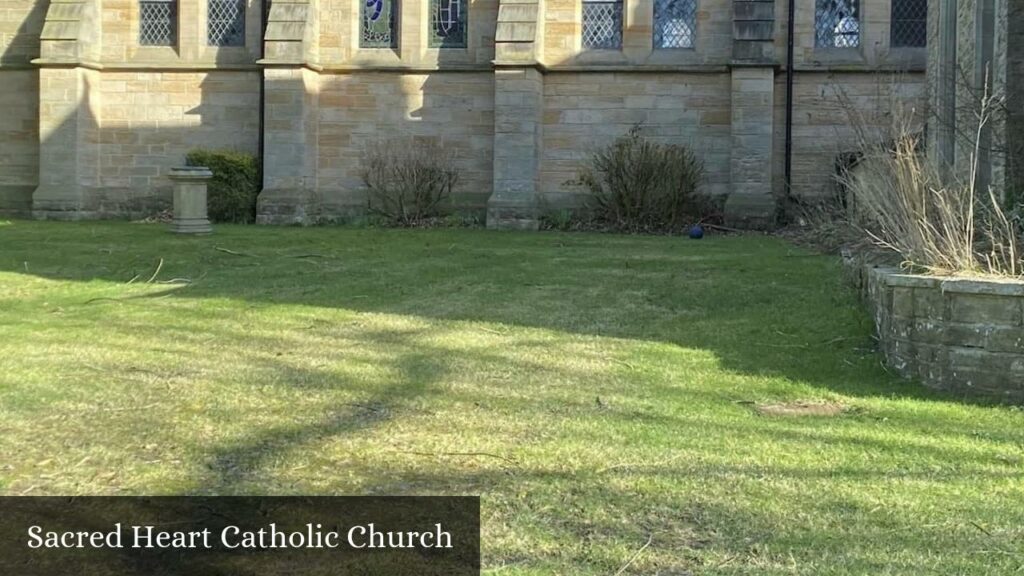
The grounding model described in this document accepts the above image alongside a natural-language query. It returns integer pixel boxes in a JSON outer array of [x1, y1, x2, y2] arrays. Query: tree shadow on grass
[[0, 222, 1011, 411]]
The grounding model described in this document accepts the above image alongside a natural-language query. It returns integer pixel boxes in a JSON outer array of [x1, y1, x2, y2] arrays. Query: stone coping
[[869, 266, 1024, 297], [169, 167, 214, 180]]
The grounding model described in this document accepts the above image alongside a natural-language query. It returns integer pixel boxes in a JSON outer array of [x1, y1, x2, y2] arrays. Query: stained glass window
[[362, 0, 397, 48], [429, 0, 467, 48], [891, 0, 927, 47], [140, 0, 177, 46], [654, 0, 696, 49], [815, 0, 860, 48], [208, 0, 246, 47], [582, 0, 623, 49]]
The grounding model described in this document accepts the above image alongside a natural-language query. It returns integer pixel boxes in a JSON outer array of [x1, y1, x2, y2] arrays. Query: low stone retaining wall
[[865, 267, 1024, 402]]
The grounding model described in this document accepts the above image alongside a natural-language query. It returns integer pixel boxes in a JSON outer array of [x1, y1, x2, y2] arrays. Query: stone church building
[[0, 0, 971, 228]]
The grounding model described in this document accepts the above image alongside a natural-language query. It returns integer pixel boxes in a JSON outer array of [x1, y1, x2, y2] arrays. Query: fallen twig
[[145, 258, 164, 284], [97, 403, 160, 413], [347, 402, 386, 414], [613, 535, 653, 576], [399, 451, 519, 466], [215, 247, 249, 257], [610, 358, 638, 370], [84, 297, 124, 305], [706, 224, 744, 233]]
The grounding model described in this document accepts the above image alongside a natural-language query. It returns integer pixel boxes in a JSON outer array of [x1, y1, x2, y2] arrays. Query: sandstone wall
[[316, 72, 495, 214], [540, 72, 732, 207], [97, 71, 260, 214], [775, 71, 928, 202], [0, 0, 932, 222], [0, 1, 45, 216]]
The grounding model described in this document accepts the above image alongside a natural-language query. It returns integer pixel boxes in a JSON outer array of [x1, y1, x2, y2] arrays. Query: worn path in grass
[[1, 221, 1022, 575]]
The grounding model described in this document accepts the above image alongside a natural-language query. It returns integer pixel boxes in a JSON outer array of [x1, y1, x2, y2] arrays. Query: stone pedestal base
[[487, 197, 539, 231], [169, 167, 213, 234]]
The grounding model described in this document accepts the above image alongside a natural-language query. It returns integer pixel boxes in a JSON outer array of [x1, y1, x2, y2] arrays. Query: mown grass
[[0, 220, 1022, 575]]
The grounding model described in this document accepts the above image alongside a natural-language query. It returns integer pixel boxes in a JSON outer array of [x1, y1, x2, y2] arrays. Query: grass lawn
[[1, 220, 1022, 575]]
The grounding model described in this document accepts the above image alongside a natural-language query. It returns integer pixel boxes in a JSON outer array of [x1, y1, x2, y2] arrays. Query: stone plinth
[[866, 266, 1024, 402], [169, 167, 213, 234]]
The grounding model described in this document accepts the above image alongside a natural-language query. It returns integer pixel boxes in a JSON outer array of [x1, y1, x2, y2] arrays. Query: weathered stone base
[[866, 266, 1024, 402], [32, 185, 100, 220], [32, 186, 170, 220], [171, 218, 213, 234], [256, 188, 322, 225], [723, 192, 777, 230], [0, 186, 35, 217], [486, 197, 539, 231]]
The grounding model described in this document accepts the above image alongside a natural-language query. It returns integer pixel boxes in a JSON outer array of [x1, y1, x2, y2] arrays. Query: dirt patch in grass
[[755, 401, 849, 417]]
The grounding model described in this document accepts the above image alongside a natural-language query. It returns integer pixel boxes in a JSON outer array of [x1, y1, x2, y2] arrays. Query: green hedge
[[185, 149, 260, 224]]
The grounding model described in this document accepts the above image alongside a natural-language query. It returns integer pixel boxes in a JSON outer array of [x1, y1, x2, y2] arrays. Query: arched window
[[208, 0, 246, 46], [362, 0, 398, 48], [140, 0, 177, 46], [891, 0, 927, 47], [429, 0, 468, 48], [654, 0, 696, 49], [582, 0, 623, 49], [815, 0, 860, 48]]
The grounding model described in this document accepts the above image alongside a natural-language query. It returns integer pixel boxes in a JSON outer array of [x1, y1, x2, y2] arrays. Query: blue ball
[[688, 225, 704, 240]]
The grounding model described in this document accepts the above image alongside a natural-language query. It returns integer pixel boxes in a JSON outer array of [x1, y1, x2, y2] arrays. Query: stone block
[[891, 287, 915, 318], [912, 287, 945, 319], [987, 327, 1024, 354], [733, 21, 774, 41], [733, 2, 774, 21], [733, 41, 775, 61], [949, 293, 1022, 326]]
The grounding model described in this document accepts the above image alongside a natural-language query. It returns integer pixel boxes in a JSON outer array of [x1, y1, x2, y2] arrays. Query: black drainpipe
[[784, 0, 796, 207]]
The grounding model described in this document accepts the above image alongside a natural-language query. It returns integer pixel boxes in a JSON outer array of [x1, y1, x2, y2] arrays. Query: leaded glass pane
[[654, 0, 696, 49], [815, 0, 860, 48], [362, 0, 397, 48], [891, 0, 927, 47], [582, 0, 623, 50], [140, 0, 176, 46], [429, 0, 467, 48], [208, 0, 246, 47]]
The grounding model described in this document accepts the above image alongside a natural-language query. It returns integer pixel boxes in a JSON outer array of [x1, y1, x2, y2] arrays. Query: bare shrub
[[361, 140, 459, 226], [837, 86, 1022, 277], [576, 125, 709, 232]]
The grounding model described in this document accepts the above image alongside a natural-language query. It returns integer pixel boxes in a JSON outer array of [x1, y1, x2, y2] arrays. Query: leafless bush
[[576, 125, 709, 232], [361, 140, 459, 226], [837, 85, 1021, 277]]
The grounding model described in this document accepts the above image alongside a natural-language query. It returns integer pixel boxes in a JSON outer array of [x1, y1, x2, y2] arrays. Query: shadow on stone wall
[[259, 33, 493, 224], [0, 0, 46, 216], [22, 1, 261, 220]]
